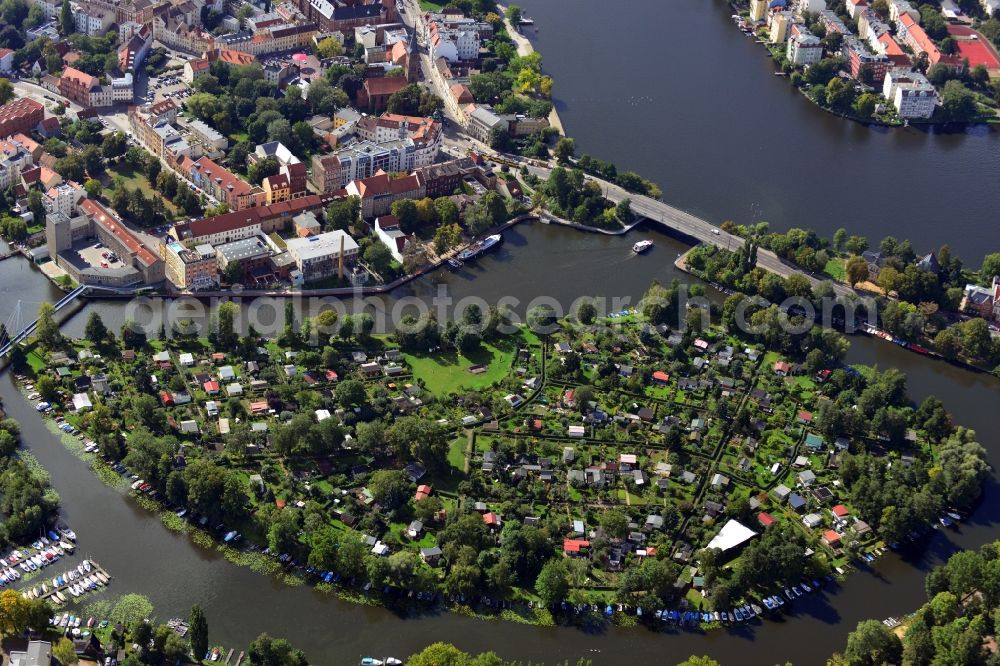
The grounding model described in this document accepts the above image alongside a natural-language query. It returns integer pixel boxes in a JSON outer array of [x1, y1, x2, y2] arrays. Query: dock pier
[[23, 560, 111, 603]]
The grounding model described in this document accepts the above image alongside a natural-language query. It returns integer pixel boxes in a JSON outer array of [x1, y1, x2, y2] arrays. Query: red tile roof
[[61, 66, 99, 90], [652, 371, 670, 382], [363, 75, 408, 97], [823, 530, 841, 545], [758, 512, 775, 527], [900, 14, 944, 64], [563, 538, 590, 553], [175, 194, 329, 240], [217, 48, 256, 66], [832, 504, 849, 518], [79, 198, 159, 267]]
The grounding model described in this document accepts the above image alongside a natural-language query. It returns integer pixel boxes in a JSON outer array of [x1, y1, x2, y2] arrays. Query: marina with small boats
[[20, 559, 110, 606]]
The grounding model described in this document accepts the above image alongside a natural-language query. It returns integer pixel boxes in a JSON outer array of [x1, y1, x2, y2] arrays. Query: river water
[[3, 227, 999, 664], [513, 0, 1000, 266], [5, 3, 1000, 657]]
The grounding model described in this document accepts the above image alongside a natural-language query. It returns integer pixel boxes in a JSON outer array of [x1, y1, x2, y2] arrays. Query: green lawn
[[105, 164, 180, 217], [404, 340, 516, 395], [447, 436, 467, 472], [823, 258, 846, 282]]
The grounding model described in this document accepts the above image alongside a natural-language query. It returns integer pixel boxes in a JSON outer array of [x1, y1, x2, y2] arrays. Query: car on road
[[712, 228, 720, 235]]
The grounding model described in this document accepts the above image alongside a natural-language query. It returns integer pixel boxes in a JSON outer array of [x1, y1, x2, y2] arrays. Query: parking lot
[[145, 73, 193, 105], [77, 242, 122, 270]]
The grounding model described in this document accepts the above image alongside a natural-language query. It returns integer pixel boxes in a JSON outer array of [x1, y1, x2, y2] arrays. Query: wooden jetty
[[21, 560, 111, 603]]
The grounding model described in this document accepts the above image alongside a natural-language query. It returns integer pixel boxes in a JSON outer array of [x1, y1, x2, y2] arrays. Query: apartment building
[[163, 240, 218, 289], [177, 155, 260, 211], [0, 98, 44, 137], [285, 229, 359, 282], [345, 170, 424, 219], [354, 113, 441, 167], [883, 68, 938, 119], [787, 25, 823, 66]]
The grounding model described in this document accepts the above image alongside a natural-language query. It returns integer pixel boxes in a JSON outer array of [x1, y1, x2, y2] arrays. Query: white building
[[883, 68, 938, 119], [73, 1, 114, 35], [787, 27, 824, 66], [111, 73, 134, 103], [354, 113, 442, 168], [983, 0, 1000, 15], [285, 230, 359, 282], [373, 216, 414, 263], [0, 138, 34, 190], [44, 182, 83, 218], [426, 14, 488, 62], [796, 0, 827, 13]]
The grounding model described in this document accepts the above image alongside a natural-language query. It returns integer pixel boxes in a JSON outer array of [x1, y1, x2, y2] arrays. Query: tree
[[315, 36, 343, 59], [0, 78, 13, 105], [110, 593, 155, 628], [833, 227, 847, 251], [217, 301, 239, 349], [35, 374, 58, 403], [505, 4, 522, 25], [853, 92, 878, 118], [189, 604, 208, 660], [553, 137, 575, 163], [387, 84, 425, 116], [843, 619, 903, 666], [577, 298, 597, 325], [83, 178, 102, 199], [391, 198, 419, 232], [53, 638, 78, 665], [979, 252, 1000, 280], [336, 379, 366, 407], [246, 633, 308, 666], [325, 196, 360, 231], [535, 558, 569, 606], [102, 131, 128, 160], [957, 318, 992, 359], [825, 77, 855, 110], [434, 197, 459, 226], [84, 311, 108, 346], [247, 155, 280, 185], [615, 198, 632, 223], [364, 242, 394, 276], [676, 658, 721, 666], [845, 255, 869, 287], [940, 80, 978, 121], [36, 302, 61, 349], [433, 223, 461, 254], [599, 509, 629, 539], [408, 643, 472, 666], [806, 58, 841, 85], [367, 470, 410, 510], [81, 144, 104, 177], [59, 0, 73, 36]]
